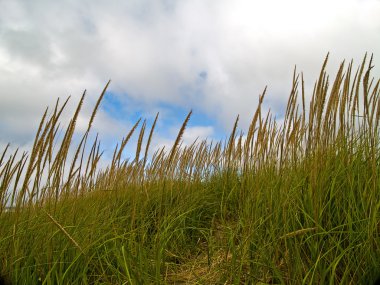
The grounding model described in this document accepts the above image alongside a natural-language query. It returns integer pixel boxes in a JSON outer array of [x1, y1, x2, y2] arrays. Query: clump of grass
[[1, 54, 380, 284]]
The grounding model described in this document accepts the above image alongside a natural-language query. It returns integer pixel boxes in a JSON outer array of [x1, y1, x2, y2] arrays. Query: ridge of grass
[[1, 54, 380, 284]]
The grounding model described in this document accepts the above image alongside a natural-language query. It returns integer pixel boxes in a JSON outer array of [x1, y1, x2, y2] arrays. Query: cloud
[[182, 126, 214, 145], [1, 0, 380, 163], [150, 124, 214, 153]]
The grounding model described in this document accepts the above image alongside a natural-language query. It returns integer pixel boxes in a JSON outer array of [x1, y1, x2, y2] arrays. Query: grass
[[1, 54, 380, 284]]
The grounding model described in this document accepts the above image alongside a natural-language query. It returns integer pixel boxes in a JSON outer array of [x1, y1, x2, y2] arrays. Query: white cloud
[[182, 126, 214, 145], [1, 0, 379, 160], [149, 124, 214, 155]]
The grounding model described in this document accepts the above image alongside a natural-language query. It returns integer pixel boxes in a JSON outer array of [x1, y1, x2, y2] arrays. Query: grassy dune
[[1, 54, 380, 284]]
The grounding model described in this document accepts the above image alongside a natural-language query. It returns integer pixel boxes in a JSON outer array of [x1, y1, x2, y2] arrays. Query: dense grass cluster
[[1, 54, 380, 284]]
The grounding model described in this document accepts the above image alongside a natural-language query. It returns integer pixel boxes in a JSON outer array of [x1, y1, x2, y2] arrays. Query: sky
[[1, 0, 380, 162]]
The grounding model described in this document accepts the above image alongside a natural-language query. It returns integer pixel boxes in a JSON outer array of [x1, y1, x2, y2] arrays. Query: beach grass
[[1, 54, 380, 284]]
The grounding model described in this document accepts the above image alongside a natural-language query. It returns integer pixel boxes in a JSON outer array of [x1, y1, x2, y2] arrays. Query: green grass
[[1, 54, 380, 284]]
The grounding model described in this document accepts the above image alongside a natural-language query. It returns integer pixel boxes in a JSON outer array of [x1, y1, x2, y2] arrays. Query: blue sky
[[0, 0, 380, 162]]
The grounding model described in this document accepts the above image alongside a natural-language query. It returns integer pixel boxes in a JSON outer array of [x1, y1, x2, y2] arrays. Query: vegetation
[[1, 54, 380, 284]]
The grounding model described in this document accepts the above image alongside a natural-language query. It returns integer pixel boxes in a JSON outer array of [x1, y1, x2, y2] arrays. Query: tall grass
[[1, 54, 380, 284]]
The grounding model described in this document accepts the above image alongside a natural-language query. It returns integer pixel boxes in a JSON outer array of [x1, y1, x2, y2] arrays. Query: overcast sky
[[1, 0, 380, 160]]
